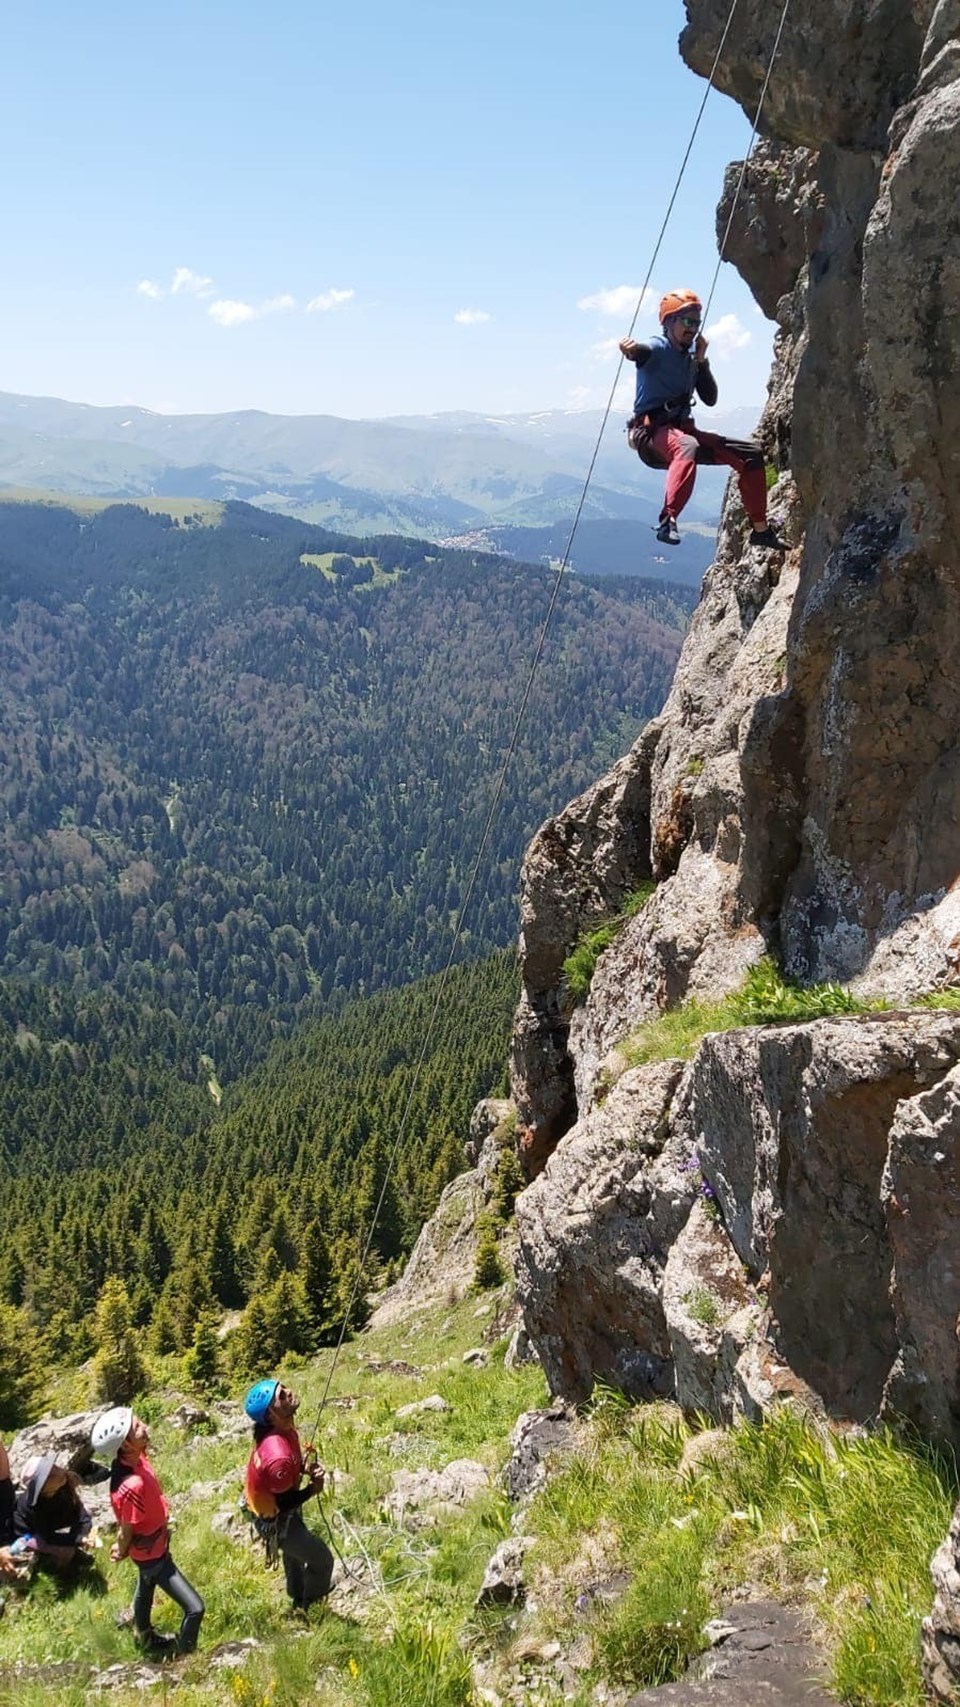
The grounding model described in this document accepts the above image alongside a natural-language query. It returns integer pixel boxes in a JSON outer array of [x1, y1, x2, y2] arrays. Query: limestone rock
[[475, 1535, 532, 1608], [882, 1062, 960, 1441], [661, 1198, 757, 1421], [925, 1498, 960, 1703], [502, 1402, 578, 1504], [513, 0, 960, 1188], [372, 1096, 515, 1326], [466, 1098, 514, 1166], [395, 1395, 451, 1418], [679, 0, 933, 149], [382, 1459, 490, 1527], [692, 1013, 960, 1424], [8, 1411, 101, 1481], [515, 1061, 693, 1402], [626, 1598, 840, 1704], [169, 1401, 209, 1431]]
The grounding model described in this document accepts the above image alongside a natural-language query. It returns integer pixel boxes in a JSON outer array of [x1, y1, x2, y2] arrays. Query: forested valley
[[0, 497, 692, 1409]]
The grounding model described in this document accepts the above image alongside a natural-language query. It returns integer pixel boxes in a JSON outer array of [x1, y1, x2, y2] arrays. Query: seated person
[[0, 1439, 17, 1580], [15, 1455, 92, 1572]]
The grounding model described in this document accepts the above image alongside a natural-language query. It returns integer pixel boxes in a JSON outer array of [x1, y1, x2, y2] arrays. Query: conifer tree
[[92, 1276, 149, 1404], [0, 1303, 44, 1429], [182, 1313, 222, 1396], [300, 1219, 335, 1346], [472, 1215, 505, 1291], [261, 1272, 311, 1361], [230, 1293, 272, 1377]]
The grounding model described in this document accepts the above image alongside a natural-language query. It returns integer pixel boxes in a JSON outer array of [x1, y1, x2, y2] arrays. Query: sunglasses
[[678, 315, 701, 329]]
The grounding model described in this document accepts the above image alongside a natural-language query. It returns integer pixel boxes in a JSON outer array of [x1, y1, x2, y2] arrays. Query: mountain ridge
[[0, 387, 754, 538]]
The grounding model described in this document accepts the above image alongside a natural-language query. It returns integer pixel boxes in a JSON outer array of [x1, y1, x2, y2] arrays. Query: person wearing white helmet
[[621, 288, 785, 552], [92, 1407, 204, 1660]]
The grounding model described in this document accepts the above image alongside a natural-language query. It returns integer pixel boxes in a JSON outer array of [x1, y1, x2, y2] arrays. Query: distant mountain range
[[0, 390, 760, 558]]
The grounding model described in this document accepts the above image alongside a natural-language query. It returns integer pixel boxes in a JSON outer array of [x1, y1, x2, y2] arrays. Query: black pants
[[278, 1509, 334, 1608], [133, 1550, 205, 1652]]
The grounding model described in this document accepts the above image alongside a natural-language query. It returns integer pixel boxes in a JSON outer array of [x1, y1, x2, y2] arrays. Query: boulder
[[691, 1014, 960, 1425], [882, 1061, 960, 1441], [626, 1598, 839, 1704], [924, 1498, 960, 1703], [8, 1411, 102, 1481], [382, 1459, 490, 1528]]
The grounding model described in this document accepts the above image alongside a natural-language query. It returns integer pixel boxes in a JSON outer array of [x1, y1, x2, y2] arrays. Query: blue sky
[[2, 0, 773, 420]]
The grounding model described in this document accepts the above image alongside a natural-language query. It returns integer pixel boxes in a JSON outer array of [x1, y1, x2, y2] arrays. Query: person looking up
[[621, 288, 785, 551], [244, 1378, 333, 1615], [93, 1407, 204, 1660]]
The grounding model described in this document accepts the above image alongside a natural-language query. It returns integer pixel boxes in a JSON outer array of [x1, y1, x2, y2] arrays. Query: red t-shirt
[[244, 1427, 303, 1517], [110, 1454, 169, 1561]]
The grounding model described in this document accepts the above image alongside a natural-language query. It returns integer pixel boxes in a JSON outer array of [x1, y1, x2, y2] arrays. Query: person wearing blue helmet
[[244, 1379, 279, 1424], [242, 1379, 332, 1614]]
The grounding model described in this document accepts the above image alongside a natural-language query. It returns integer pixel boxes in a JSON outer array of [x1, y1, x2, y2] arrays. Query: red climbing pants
[[646, 423, 768, 529]]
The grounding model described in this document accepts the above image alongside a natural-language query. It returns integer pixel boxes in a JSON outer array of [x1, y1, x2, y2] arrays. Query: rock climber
[[243, 1378, 333, 1615], [93, 1407, 204, 1660], [621, 288, 785, 550]]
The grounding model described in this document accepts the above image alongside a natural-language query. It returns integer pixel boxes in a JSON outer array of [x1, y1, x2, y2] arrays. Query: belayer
[[621, 289, 785, 550], [243, 1378, 333, 1615]]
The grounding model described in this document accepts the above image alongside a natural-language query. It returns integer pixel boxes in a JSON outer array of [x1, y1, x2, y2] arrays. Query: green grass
[[562, 883, 656, 1005], [620, 956, 877, 1070], [2, 1305, 953, 1706], [529, 1403, 955, 1705], [0, 487, 224, 525], [299, 551, 399, 589], [0, 1293, 547, 1705]]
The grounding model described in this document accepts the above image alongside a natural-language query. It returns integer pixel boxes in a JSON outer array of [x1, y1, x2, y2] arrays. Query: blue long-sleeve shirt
[[628, 334, 718, 420]]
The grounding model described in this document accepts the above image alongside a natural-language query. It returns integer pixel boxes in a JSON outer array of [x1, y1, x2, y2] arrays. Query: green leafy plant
[[562, 883, 657, 1006]]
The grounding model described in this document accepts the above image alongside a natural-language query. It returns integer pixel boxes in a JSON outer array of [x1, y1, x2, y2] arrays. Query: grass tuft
[[621, 956, 881, 1069], [562, 883, 656, 1005]]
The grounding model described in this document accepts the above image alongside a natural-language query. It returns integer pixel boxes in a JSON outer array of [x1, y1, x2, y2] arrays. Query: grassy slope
[[2, 1287, 954, 1707], [0, 1293, 547, 1707]]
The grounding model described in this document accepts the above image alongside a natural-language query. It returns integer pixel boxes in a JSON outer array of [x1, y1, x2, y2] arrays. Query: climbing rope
[[306, 0, 790, 1442], [703, 0, 793, 324]]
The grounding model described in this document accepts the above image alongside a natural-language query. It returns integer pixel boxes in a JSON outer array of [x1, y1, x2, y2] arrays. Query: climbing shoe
[[749, 526, 787, 551], [655, 517, 681, 546]]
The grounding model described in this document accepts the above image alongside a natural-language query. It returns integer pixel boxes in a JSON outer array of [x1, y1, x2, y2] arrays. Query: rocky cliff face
[[510, 0, 960, 1453]]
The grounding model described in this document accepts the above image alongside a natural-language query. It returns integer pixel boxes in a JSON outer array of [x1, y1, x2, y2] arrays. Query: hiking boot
[[135, 1629, 178, 1661], [749, 525, 787, 551], [655, 517, 680, 546]]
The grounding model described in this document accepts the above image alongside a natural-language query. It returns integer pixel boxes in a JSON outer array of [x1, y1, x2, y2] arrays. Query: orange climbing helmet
[[659, 289, 702, 324]]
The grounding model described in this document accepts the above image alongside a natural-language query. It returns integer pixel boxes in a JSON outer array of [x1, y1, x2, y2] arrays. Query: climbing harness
[[304, 0, 792, 1445]]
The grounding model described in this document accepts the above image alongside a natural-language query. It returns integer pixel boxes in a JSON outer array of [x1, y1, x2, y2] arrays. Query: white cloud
[[171, 266, 216, 299], [454, 308, 491, 326], [577, 284, 656, 319], [590, 336, 621, 363], [566, 385, 592, 410], [136, 279, 163, 299], [208, 294, 295, 329], [306, 288, 355, 313], [704, 313, 752, 359]]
